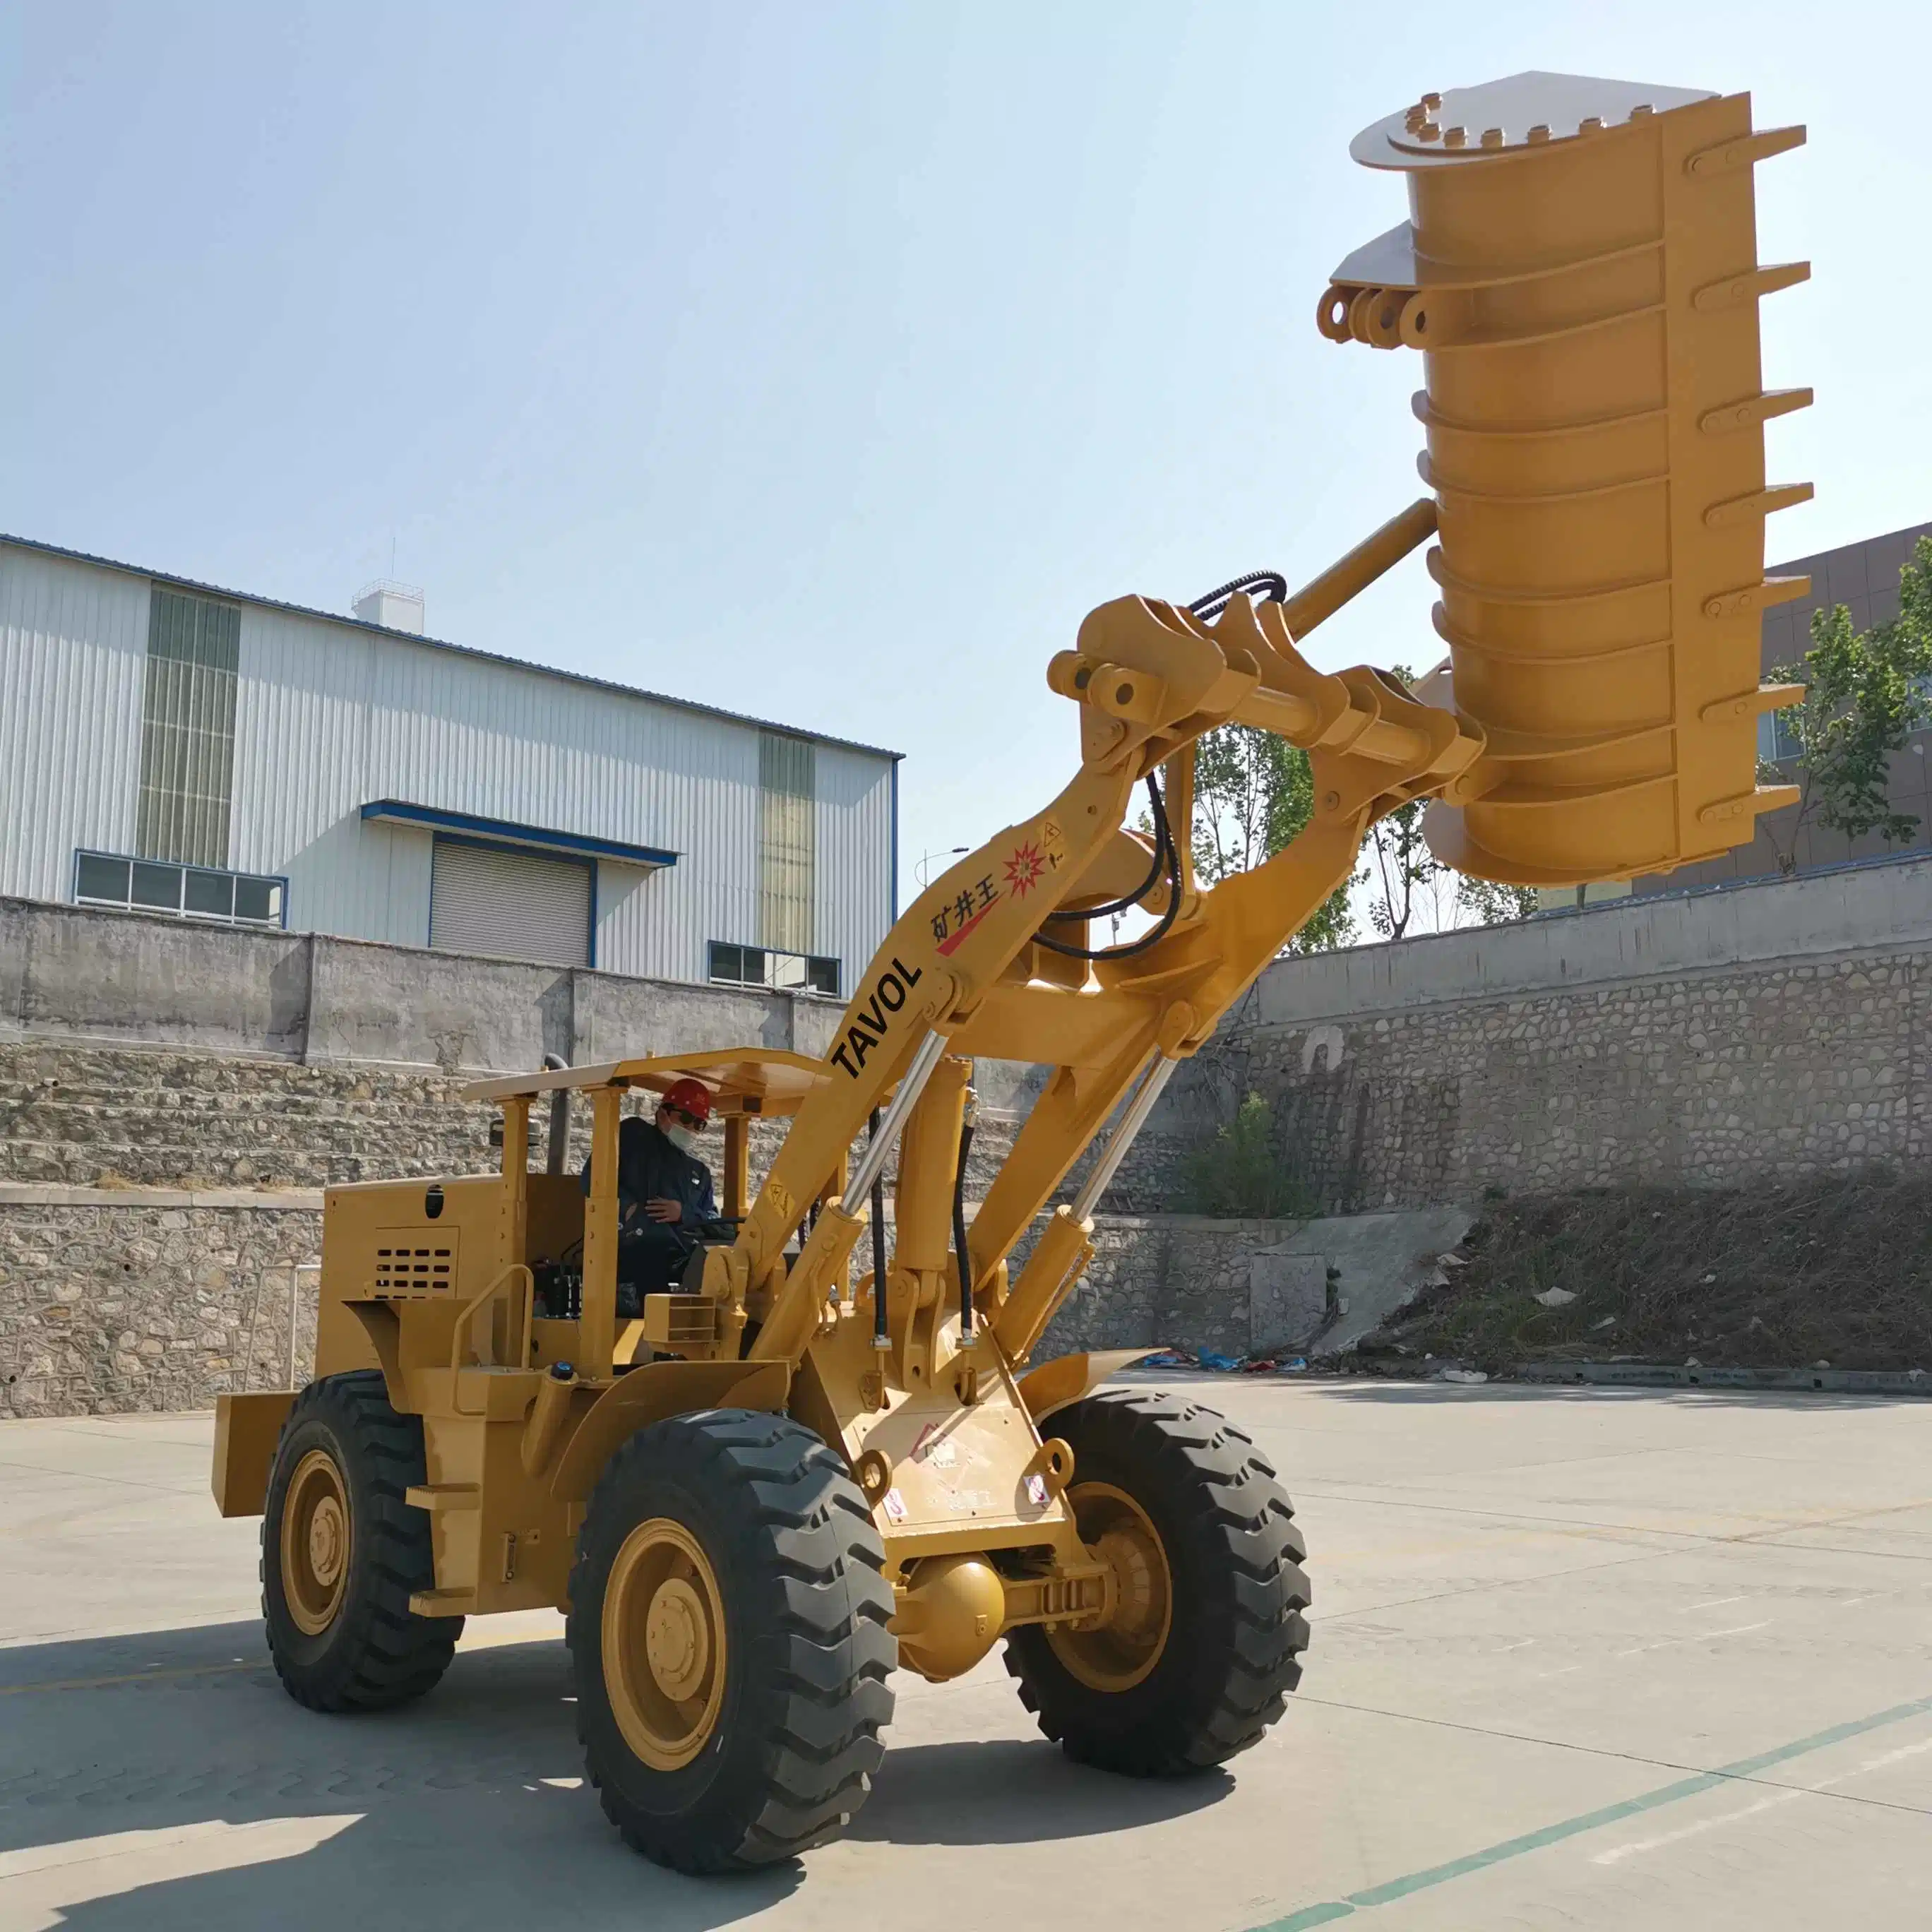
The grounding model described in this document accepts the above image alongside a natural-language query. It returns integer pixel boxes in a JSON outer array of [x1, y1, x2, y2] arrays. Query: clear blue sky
[[3, 3, 1925, 907]]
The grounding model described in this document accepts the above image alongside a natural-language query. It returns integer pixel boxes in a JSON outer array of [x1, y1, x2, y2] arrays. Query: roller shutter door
[[429, 838, 591, 967]]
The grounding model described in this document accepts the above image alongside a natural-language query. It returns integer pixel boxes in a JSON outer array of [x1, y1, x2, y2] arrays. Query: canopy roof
[[461, 1048, 829, 1119]]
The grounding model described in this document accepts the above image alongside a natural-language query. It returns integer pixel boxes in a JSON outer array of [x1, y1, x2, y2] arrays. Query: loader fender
[[547, 1357, 791, 1506], [1016, 1349, 1159, 1429], [344, 1301, 404, 1409], [211, 1389, 299, 1517]]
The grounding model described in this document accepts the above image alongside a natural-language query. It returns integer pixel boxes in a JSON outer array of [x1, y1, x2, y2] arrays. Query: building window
[[758, 731, 816, 956], [1758, 705, 1803, 763], [74, 850, 285, 926], [709, 941, 840, 998], [138, 588, 241, 868]]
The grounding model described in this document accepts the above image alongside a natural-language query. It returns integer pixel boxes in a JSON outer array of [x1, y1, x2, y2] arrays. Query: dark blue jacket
[[581, 1118, 720, 1275]]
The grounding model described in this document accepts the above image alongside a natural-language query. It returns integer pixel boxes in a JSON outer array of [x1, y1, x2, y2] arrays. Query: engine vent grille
[[373, 1229, 460, 1297]]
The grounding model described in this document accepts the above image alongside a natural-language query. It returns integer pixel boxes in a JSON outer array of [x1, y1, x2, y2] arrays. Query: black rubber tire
[[261, 1369, 463, 1711], [568, 1408, 896, 1873], [1004, 1389, 1310, 1775]]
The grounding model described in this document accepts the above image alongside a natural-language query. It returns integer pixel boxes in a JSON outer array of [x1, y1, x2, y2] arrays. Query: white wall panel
[[0, 547, 150, 902], [226, 596, 882, 982], [813, 746, 895, 996]]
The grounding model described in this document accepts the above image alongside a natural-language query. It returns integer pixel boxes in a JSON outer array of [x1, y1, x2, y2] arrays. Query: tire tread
[[1004, 1388, 1309, 1775], [261, 1370, 462, 1712], [567, 1408, 895, 1873]]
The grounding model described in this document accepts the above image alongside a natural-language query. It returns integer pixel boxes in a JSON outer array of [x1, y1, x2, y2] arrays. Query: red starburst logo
[[1003, 840, 1047, 897]]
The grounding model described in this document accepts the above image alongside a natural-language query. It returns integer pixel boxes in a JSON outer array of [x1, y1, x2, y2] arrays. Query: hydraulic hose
[[1186, 568, 1288, 622], [1032, 564, 1284, 962], [953, 1100, 977, 1338], [1043, 773, 1171, 923], [542, 1052, 571, 1174], [1032, 771, 1183, 962]]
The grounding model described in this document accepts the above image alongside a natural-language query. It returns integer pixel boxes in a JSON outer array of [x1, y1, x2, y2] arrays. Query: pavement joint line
[[1311, 1544, 1688, 1626], [1289, 1689, 1806, 1783], [1736, 1535, 1932, 1566], [0, 1623, 568, 1695], [1728, 1512, 1931, 1542], [1246, 1690, 1932, 1931], [1290, 1484, 1755, 1543], [1592, 1734, 1932, 1862], [1298, 1484, 1932, 1558], [0, 1455, 199, 1497], [0, 1661, 258, 1696]]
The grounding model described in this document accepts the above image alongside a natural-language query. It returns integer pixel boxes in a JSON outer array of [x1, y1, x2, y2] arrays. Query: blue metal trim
[[889, 758, 900, 924], [360, 799, 677, 869], [588, 861, 599, 970]]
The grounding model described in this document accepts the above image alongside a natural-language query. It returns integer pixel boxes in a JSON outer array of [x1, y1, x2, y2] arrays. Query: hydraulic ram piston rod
[[845, 1029, 948, 1209], [1072, 1054, 1179, 1223]]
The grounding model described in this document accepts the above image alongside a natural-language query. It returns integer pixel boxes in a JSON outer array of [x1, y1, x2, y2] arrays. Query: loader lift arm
[[734, 496, 1481, 1370]]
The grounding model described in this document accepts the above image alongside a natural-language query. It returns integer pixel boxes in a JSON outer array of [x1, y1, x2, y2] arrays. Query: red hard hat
[[660, 1076, 712, 1126]]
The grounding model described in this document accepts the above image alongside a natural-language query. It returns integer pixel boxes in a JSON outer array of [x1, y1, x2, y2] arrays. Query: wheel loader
[[211, 71, 1810, 1872]]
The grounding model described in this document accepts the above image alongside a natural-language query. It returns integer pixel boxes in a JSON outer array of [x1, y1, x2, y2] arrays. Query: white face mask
[[664, 1123, 700, 1157]]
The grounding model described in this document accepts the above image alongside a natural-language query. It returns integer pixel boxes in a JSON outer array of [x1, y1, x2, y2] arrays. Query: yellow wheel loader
[[211, 71, 1809, 1872]]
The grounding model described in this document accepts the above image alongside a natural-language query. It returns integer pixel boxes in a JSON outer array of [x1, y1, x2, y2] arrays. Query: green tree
[[1174, 724, 1356, 953], [1175, 1091, 1315, 1219], [1352, 664, 1443, 940], [1758, 536, 1932, 876], [1361, 797, 1441, 939], [1455, 876, 1540, 925]]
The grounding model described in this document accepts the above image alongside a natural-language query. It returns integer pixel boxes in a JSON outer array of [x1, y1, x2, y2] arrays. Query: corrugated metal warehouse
[[0, 533, 898, 994]]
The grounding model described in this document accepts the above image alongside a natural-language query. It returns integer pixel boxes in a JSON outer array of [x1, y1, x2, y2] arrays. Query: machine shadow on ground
[[1, 1619, 1233, 1928], [850, 1740, 1230, 1846]]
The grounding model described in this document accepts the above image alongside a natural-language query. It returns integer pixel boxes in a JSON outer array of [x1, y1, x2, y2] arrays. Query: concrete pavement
[[2, 1378, 1929, 1930]]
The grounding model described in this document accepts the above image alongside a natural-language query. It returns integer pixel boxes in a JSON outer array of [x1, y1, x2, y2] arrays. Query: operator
[[581, 1078, 722, 1313]]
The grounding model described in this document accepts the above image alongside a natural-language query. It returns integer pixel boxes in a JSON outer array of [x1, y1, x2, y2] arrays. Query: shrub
[[1176, 1092, 1315, 1220]]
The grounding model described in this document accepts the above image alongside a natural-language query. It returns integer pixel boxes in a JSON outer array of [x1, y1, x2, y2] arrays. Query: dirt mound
[[1361, 1169, 1932, 1374]]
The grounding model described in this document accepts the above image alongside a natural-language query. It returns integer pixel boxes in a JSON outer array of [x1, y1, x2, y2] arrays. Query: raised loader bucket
[[1321, 72, 1810, 885]]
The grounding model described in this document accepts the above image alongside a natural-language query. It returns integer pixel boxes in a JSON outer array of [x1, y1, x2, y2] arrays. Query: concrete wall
[[13, 856, 1932, 1415], [1129, 855, 1932, 1213], [0, 894, 845, 1073], [1033, 1205, 1476, 1364], [1245, 849, 1932, 1031]]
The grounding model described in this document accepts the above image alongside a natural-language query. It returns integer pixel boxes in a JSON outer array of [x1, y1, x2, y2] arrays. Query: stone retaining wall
[[1035, 1216, 1311, 1361], [0, 1188, 322, 1417], [1121, 860, 1932, 1214], [0, 1037, 1022, 1198], [0, 1185, 1328, 1418], [11, 861, 1932, 1414]]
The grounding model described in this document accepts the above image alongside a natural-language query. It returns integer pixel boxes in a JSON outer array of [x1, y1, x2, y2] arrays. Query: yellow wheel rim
[[280, 1448, 352, 1638], [1049, 1481, 1173, 1693], [602, 1518, 728, 1771]]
